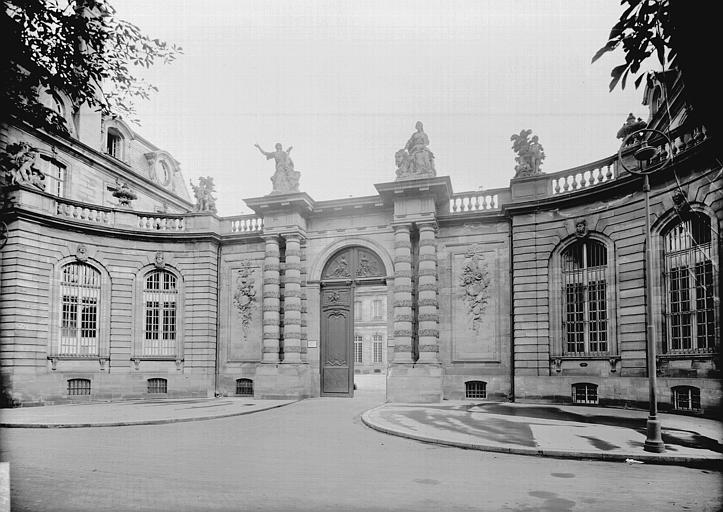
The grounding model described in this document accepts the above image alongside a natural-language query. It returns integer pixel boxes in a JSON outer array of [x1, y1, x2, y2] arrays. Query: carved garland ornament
[[459, 247, 491, 332], [232, 261, 257, 336]]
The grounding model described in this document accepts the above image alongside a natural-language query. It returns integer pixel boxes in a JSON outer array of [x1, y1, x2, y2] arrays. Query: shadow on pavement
[[471, 403, 723, 453]]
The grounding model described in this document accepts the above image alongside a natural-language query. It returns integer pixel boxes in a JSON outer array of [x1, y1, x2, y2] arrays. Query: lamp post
[[618, 128, 673, 454]]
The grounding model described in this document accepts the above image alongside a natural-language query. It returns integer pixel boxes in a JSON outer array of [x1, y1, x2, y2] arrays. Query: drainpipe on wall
[[508, 214, 515, 402], [214, 241, 221, 397]]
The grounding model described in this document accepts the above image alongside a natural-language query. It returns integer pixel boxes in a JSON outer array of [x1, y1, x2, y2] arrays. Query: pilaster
[[262, 235, 281, 363], [392, 223, 414, 363], [282, 233, 302, 363], [416, 221, 439, 363]]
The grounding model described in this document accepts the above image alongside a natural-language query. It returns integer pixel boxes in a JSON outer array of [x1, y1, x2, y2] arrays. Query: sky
[[113, 0, 653, 216]]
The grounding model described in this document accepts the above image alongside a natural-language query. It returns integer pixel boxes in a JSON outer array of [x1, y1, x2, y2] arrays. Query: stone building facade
[[1, 72, 720, 416]]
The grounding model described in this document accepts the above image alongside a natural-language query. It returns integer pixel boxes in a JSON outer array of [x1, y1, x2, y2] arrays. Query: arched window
[[106, 127, 124, 159], [561, 239, 609, 355], [662, 213, 718, 353], [143, 270, 179, 356], [60, 263, 101, 356], [465, 380, 486, 399]]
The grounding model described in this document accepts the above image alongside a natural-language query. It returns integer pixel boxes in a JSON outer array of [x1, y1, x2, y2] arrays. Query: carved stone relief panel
[[226, 261, 262, 361], [321, 246, 385, 281], [449, 243, 503, 361]]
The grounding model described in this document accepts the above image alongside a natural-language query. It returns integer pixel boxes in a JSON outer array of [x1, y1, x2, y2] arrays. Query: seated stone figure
[[395, 121, 436, 180]]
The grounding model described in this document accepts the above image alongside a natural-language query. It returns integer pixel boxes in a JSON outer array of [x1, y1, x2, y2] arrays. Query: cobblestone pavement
[[1, 391, 721, 512]]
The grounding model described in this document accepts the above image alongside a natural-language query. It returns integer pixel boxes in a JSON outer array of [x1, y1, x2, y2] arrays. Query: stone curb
[[0, 400, 299, 429], [360, 405, 723, 469]]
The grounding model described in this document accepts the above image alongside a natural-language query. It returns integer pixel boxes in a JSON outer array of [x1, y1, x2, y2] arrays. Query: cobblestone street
[[1, 392, 721, 511]]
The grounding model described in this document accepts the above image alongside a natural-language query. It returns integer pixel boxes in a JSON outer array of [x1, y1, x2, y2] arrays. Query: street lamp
[[618, 128, 673, 454]]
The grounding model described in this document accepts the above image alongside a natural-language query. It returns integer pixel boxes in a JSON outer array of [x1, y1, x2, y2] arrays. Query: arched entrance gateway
[[319, 246, 387, 397]]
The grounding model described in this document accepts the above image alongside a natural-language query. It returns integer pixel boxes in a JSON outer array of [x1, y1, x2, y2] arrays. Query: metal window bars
[[663, 214, 718, 354], [465, 381, 487, 399], [572, 383, 598, 404], [60, 263, 100, 356], [143, 271, 178, 356], [562, 240, 609, 355]]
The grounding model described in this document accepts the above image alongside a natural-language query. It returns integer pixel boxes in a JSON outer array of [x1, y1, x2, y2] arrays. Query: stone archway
[[319, 246, 387, 397]]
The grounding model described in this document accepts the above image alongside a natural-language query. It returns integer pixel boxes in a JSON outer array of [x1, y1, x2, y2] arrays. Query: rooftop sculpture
[[616, 113, 647, 146], [190, 176, 217, 213], [511, 129, 545, 178], [0, 142, 46, 191], [255, 143, 301, 195], [395, 121, 436, 180]]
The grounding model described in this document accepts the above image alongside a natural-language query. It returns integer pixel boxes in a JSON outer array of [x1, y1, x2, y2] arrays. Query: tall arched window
[[60, 263, 101, 356], [143, 270, 179, 356], [561, 239, 609, 355], [663, 213, 718, 353]]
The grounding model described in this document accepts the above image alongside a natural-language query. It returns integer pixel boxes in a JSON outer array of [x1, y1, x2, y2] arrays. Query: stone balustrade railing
[[550, 155, 618, 196], [137, 215, 186, 231], [56, 200, 114, 225], [550, 121, 708, 196], [449, 190, 503, 213], [226, 215, 264, 233]]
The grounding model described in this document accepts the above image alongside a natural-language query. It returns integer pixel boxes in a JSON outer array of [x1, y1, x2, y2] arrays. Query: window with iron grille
[[106, 128, 123, 159], [671, 386, 701, 412], [39, 156, 66, 197], [663, 214, 718, 354], [465, 380, 486, 399], [67, 378, 91, 396], [143, 270, 178, 356], [147, 378, 167, 394], [572, 383, 598, 404], [373, 334, 383, 363], [562, 240, 608, 355], [354, 335, 363, 364], [236, 378, 254, 396], [60, 263, 100, 356]]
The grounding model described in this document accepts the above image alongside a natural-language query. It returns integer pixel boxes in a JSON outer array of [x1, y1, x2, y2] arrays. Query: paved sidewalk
[[0, 397, 296, 428], [362, 401, 723, 467]]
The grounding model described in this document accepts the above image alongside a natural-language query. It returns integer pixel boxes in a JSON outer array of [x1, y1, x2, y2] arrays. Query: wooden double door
[[320, 284, 354, 397], [319, 246, 387, 397]]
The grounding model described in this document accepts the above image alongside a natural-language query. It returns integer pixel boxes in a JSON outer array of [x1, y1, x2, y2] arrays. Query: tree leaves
[[2, 0, 182, 135], [593, 0, 672, 91]]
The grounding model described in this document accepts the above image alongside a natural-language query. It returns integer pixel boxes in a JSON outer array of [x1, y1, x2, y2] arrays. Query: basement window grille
[[572, 383, 598, 404], [147, 378, 168, 394], [465, 380, 486, 399], [672, 386, 701, 412], [67, 378, 91, 396], [236, 378, 254, 397]]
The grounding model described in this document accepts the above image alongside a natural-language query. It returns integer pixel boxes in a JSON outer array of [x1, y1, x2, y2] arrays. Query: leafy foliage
[[592, 0, 672, 91], [1, 0, 181, 134]]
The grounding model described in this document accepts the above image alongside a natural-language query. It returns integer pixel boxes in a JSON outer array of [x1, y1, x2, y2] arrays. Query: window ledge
[[658, 353, 718, 360], [550, 355, 620, 361], [48, 355, 103, 359], [132, 357, 181, 361]]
